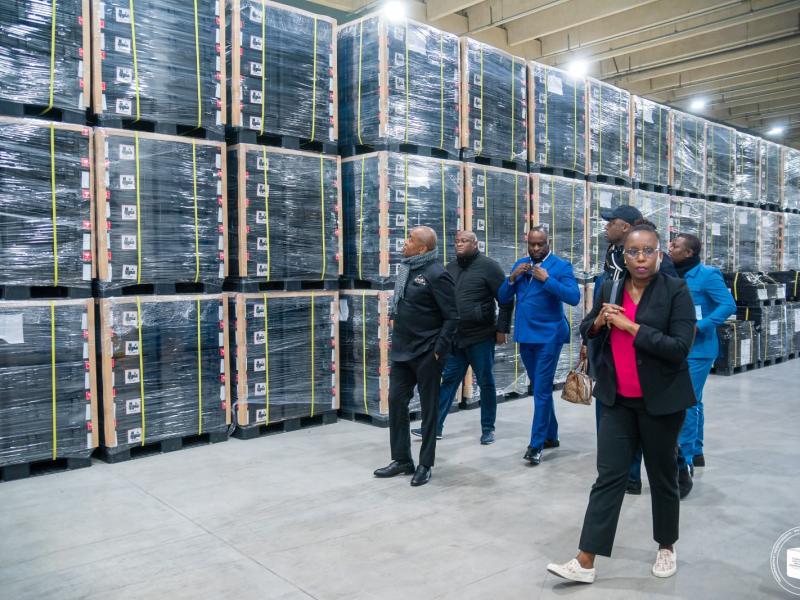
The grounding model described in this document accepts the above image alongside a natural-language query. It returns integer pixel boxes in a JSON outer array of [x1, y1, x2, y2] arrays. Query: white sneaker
[[546, 558, 596, 583], [652, 548, 677, 578]]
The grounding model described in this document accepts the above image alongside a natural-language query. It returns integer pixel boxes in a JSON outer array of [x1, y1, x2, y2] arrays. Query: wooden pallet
[[339, 142, 459, 161], [1, 456, 92, 482], [99, 431, 228, 464], [0, 285, 92, 301], [94, 281, 223, 298], [224, 278, 339, 293], [233, 410, 337, 439], [338, 409, 423, 428]]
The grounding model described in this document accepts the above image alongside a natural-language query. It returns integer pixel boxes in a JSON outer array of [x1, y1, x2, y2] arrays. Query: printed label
[[249, 5, 263, 22], [476, 196, 484, 208], [255, 408, 267, 422], [256, 183, 268, 197], [769, 321, 779, 336], [122, 311, 138, 327], [254, 358, 266, 372], [256, 155, 268, 170], [119, 174, 135, 190], [0, 313, 25, 345], [250, 36, 263, 51], [254, 382, 267, 396], [712, 223, 721, 236], [115, 99, 132, 116], [116, 66, 133, 84], [253, 304, 265, 318], [547, 74, 563, 96], [757, 288, 768, 300], [119, 144, 135, 161], [121, 234, 137, 251], [740, 339, 751, 364], [114, 37, 131, 54], [124, 369, 140, 384], [250, 90, 263, 105], [127, 428, 142, 444], [125, 340, 140, 356], [249, 116, 263, 130], [257, 238, 268, 251], [115, 7, 131, 23], [121, 264, 138, 280], [121, 205, 137, 221], [254, 331, 266, 344], [250, 62, 263, 77], [256, 263, 269, 277], [255, 210, 267, 224], [125, 398, 141, 415]]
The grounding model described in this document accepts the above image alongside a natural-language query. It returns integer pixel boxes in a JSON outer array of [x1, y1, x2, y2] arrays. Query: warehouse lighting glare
[[767, 126, 784, 136], [383, 0, 406, 22], [689, 98, 706, 111], [566, 59, 589, 77]]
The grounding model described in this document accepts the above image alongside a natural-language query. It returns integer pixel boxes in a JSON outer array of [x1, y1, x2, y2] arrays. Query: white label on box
[[256, 263, 269, 277], [125, 398, 141, 415], [116, 99, 132, 116], [0, 314, 25, 344], [83, 233, 91, 251], [712, 223, 721, 236], [250, 62, 263, 77], [254, 382, 267, 396], [121, 235, 137, 251], [250, 90, 263, 105], [338, 299, 349, 322], [394, 77, 405, 92], [115, 7, 131, 23], [599, 191, 612, 208], [253, 304, 265, 318], [257, 183, 268, 197], [122, 311, 138, 327], [81, 313, 88, 330], [255, 408, 267, 422], [85, 403, 92, 420], [257, 237, 268, 251], [119, 144, 135, 161], [114, 37, 131, 54], [83, 264, 92, 281], [541, 182, 550, 195], [477, 219, 485, 231], [643, 105, 654, 124], [394, 52, 405, 67], [395, 214, 406, 227], [256, 155, 267, 170], [778, 285, 786, 297], [119, 174, 135, 190], [795, 310, 800, 332], [121, 264, 138, 280], [124, 369, 140, 385], [395, 238, 405, 251], [256, 210, 267, 224], [121, 205, 137, 221], [395, 189, 406, 203], [125, 340, 140, 356], [249, 5, 262, 22], [474, 97, 482, 109], [249, 116, 263, 130], [682, 204, 693, 217], [254, 331, 266, 344], [83, 342, 89, 360], [116, 66, 132, 84], [473, 118, 482, 131], [476, 196, 484, 208], [478, 240, 485, 252], [81, 171, 91, 189], [250, 35, 262, 51], [740, 339, 751, 364], [757, 288, 768, 300], [127, 428, 142, 444], [739, 211, 749, 225], [770, 321, 779, 336], [547, 74, 563, 96], [476, 174, 485, 186], [253, 357, 266, 372]]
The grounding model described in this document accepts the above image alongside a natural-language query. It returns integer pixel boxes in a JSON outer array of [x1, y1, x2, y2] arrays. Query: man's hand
[[495, 332, 507, 345], [531, 266, 549, 282], [509, 262, 532, 282]]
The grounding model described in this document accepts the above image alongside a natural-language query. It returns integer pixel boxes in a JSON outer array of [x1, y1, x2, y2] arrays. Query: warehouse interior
[[1, 0, 799, 599]]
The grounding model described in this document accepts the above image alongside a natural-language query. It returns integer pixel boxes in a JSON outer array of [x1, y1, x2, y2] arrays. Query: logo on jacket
[[413, 275, 427, 286]]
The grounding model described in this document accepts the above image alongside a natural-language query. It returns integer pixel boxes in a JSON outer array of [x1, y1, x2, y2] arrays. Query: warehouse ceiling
[[306, 0, 800, 148]]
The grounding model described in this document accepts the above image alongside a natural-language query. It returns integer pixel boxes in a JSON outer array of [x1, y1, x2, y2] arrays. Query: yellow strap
[[51, 302, 57, 459], [320, 156, 326, 280], [404, 22, 409, 143], [310, 17, 318, 141], [441, 163, 447, 262], [358, 156, 365, 279], [129, 0, 141, 121], [45, 0, 57, 112], [356, 20, 364, 144], [361, 291, 368, 414], [478, 45, 484, 156], [572, 77, 577, 170], [262, 147, 270, 281], [192, 0, 202, 127], [404, 155, 408, 239], [439, 33, 444, 149], [793, 271, 798, 297], [551, 177, 556, 249], [310, 293, 316, 416], [192, 142, 200, 282], [510, 56, 515, 160], [136, 297, 145, 445], [196, 298, 203, 434], [134, 133, 142, 283], [733, 272, 739, 301], [50, 124, 59, 286], [733, 324, 738, 365], [260, 4, 266, 134], [262, 294, 270, 423], [482, 167, 488, 257]]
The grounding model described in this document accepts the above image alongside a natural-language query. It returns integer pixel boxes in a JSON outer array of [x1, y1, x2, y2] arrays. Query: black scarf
[[390, 249, 439, 316], [675, 254, 701, 278]]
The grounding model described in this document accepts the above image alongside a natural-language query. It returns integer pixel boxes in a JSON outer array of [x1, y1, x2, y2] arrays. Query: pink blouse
[[610, 288, 642, 398]]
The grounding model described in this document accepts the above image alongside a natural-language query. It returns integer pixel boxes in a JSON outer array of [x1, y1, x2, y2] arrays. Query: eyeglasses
[[624, 247, 660, 258]]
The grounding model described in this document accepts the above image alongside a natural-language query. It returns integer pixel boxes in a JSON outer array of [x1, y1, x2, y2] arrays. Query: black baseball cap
[[600, 205, 643, 225]]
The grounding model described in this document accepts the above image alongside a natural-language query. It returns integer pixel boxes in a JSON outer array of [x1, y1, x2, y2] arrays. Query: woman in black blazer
[[547, 224, 696, 584]]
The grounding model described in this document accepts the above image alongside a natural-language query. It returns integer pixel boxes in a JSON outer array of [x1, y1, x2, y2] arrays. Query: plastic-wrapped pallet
[[630, 96, 669, 188], [586, 78, 630, 180], [629, 188, 670, 239], [339, 290, 421, 420], [467, 320, 528, 403], [704, 201, 735, 272], [0, 118, 94, 289], [714, 320, 756, 373], [734, 132, 759, 204], [786, 301, 800, 355], [586, 183, 631, 276], [669, 197, 706, 242], [90, 0, 225, 129], [464, 164, 529, 270], [529, 63, 586, 174], [759, 139, 782, 207], [737, 304, 787, 362], [0, 0, 90, 114], [555, 285, 585, 385], [669, 110, 705, 195], [94, 129, 227, 290], [783, 213, 800, 271], [783, 147, 800, 211], [227, 145, 341, 282], [531, 174, 587, 278], [705, 122, 735, 199], [231, 291, 338, 430], [758, 211, 781, 273], [0, 299, 98, 477], [726, 272, 783, 305], [337, 15, 460, 152], [227, 1, 337, 144], [341, 152, 463, 283], [460, 38, 526, 163], [98, 295, 230, 456], [733, 206, 760, 272]]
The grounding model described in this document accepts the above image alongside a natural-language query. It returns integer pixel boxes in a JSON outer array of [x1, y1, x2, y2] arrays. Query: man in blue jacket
[[498, 226, 581, 466], [669, 233, 736, 498]]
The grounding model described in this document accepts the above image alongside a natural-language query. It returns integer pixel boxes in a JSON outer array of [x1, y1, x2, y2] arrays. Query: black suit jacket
[[580, 272, 697, 416], [390, 261, 458, 362]]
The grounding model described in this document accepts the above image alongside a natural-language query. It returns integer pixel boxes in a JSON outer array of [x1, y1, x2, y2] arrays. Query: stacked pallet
[[586, 182, 630, 276], [760, 140, 782, 208], [734, 132, 759, 205], [586, 79, 630, 182], [705, 122, 735, 200], [670, 196, 706, 242], [784, 147, 800, 212], [630, 96, 669, 189], [733, 206, 760, 272], [670, 110, 705, 196], [704, 201, 735, 273]]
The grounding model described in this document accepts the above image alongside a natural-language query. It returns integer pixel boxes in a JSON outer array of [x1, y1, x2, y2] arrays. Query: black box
[[586, 182, 631, 276], [714, 320, 757, 371], [669, 110, 705, 195], [705, 122, 735, 198], [734, 132, 759, 204], [587, 79, 630, 180], [631, 96, 669, 187], [704, 201, 735, 273]]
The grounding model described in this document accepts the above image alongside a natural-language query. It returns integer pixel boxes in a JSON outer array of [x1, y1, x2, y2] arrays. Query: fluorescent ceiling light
[[767, 126, 784, 136], [383, 0, 406, 22], [689, 98, 706, 111], [566, 59, 589, 77]]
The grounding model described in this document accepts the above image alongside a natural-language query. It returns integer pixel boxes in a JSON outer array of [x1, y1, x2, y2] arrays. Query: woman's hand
[[607, 310, 640, 336], [591, 303, 625, 333]]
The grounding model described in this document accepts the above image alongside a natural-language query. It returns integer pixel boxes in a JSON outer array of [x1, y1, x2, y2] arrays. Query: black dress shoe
[[626, 479, 642, 495], [544, 439, 560, 449], [523, 446, 542, 465], [374, 461, 415, 478], [678, 465, 693, 499], [410, 465, 431, 486], [693, 454, 705, 467], [480, 431, 495, 445]]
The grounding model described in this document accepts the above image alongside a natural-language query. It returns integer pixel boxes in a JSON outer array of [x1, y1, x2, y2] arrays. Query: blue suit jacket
[[498, 253, 581, 344], [683, 263, 736, 359]]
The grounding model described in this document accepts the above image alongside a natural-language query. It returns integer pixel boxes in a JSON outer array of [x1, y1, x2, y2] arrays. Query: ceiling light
[[689, 98, 706, 111], [566, 59, 589, 78], [383, 0, 406, 22], [767, 126, 784, 136]]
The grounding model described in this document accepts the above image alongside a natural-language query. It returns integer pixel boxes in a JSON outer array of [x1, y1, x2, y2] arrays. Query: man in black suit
[[374, 226, 458, 487]]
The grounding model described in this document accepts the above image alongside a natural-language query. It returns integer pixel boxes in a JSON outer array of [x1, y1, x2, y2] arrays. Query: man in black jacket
[[374, 226, 458, 487], [411, 230, 512, 445]]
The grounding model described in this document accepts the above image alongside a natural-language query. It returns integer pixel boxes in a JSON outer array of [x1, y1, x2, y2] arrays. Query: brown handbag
[[561, 354, 593, 405]]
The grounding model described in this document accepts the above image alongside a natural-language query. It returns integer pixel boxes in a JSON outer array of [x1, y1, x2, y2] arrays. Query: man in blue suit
[[669, 233, 736, 498], [498, 226, 581, 466]]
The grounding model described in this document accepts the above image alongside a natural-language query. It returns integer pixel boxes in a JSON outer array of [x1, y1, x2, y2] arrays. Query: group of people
[[373, 204, 736, 583]]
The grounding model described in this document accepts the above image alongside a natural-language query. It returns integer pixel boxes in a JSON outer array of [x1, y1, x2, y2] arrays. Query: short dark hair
[[529, 225, 549, 241], [676, 233, 702, 255], [628, 223, 661, 244]]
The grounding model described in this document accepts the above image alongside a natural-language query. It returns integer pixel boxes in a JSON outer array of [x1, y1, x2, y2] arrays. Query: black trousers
[[389, 350, 444, 468], [579, 395, 685, 557]]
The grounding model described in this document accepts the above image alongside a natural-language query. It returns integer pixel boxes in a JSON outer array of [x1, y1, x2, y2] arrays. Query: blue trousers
[[519, 342, 562, 449], [678, 356, 715, 467], [437, 338, 497, 435]]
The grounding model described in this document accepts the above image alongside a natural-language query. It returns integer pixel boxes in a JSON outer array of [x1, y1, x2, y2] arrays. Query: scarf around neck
[[391, 249, 439, 317], [675, 254, 701, 278]]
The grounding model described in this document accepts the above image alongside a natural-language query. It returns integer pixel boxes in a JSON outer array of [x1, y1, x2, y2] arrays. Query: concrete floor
[[1, 361, 799, 600]]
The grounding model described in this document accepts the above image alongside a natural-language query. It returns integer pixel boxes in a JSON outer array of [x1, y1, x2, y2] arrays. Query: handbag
[[561, 354, 593, 405]]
